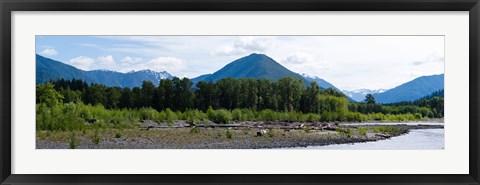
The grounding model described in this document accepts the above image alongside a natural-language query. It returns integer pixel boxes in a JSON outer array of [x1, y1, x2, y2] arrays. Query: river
[[298, 122, 444, 150]]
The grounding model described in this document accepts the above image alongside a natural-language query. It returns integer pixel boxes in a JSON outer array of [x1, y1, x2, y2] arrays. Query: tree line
[[38, 77, 444, 120], [44, 77, 351, 114]]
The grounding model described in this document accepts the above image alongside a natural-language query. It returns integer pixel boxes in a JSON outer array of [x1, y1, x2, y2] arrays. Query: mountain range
[[36, 53, 444, 104], [36, 54, 173, 88]]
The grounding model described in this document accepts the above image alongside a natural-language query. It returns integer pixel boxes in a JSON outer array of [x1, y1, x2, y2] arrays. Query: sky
[[35, 36, 444, 91]]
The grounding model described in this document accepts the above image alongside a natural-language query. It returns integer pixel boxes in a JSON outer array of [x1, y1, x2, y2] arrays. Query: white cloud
[[213, 36, 276, 56], [67, 55, 117, 71], [39, 48, 58, 57], [280, 53, 337, 74], [121, 56, 143, 64], [412, 54, 444, 66], [145, 57, 186, 73], [67, 56, 95, 70], [96, 55, 115, 66]]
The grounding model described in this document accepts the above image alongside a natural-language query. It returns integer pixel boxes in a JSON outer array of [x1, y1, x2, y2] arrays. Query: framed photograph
[[1, 0, 479, 184]]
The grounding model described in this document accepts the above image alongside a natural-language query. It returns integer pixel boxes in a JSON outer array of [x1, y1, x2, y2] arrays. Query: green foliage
[[357, 127, 367, 135], [226, 130, 233, 139], [37, 77, 443, 132], [364, 94, 376, 104], [207, 107, 232, 124], [36, 102, 85, 131], [190, 127, 200, 134], [337, 127, 352, 137], [267, 129, 274, 137], [42, 78, 443, 121], [36, 83, 64, 107], [372, 126, 403, 134], [346, 128, 353, 137], [242, 128, 251, 135], [91, 130, 101, 145], [68, 134, 77, 149], [37, 100, 427, 132], [184, 109, 207, 124], [277, 77, 303, 112], [114, 132, 122, 138]]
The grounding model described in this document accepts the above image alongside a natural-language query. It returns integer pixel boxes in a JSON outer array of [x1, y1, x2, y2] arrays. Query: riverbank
[[298, 128, 444, 150], [36, 120, 443, 149]]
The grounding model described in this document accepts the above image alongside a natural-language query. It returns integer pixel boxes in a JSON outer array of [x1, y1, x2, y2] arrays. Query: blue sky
[[36, 36, 444, 90]]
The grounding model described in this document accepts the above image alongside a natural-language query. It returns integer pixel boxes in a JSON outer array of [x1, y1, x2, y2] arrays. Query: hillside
[[373, 74, 444, 104]]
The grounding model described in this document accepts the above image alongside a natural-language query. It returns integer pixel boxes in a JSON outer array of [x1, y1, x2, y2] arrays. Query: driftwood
[[138, 121, 443, 131], [375, 133, 391, 138]]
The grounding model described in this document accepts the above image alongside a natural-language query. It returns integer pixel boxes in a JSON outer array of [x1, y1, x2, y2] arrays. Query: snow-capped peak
[[127, 69, 173, 80], [341, 88, 388, 102], [301, 73, 318, 79]]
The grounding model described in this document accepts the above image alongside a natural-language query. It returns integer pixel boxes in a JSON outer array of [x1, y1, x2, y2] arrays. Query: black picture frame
[[1, 0, 479, 184]]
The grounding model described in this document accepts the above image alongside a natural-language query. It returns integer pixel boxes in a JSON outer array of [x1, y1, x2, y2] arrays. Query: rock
[[256, 129, 268, 137]]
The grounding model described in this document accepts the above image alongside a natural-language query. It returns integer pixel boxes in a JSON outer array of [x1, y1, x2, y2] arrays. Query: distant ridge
[[36, 54, 173, 88], [373, 74, 444, 104]]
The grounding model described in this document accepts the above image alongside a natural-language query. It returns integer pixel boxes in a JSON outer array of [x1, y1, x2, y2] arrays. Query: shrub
[[357, 127, 367, 135], [208, 109, 232, 124], [190, 127, 200, 134], [114, 132, 122, 138], [336, 127, 352, 137], [68, 134, 77, 149], [91, 130, 101, 145], [184, 109, 206, 124], [345, 128, 352, 137], [267, 129, 274, 137], [226, 130, 232, 139], [139, 108, 157, 120], [164, 108, 178, 122]]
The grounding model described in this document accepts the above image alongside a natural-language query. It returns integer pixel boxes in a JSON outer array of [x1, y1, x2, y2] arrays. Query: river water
[[299, 122, 444, 150]]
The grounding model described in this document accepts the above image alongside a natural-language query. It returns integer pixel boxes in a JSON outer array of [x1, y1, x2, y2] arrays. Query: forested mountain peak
[[199, 53, 307, 83]]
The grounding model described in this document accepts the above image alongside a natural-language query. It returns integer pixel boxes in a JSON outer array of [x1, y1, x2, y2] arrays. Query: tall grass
[[37, 102, 423, 132], [372, 125, 404, 134], [68, 134, 77, 149], [357, 127, 367, 135], [225, 130, 233, 139]]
